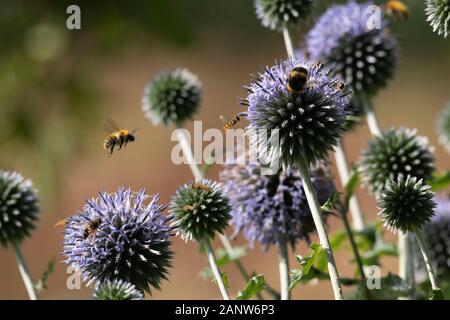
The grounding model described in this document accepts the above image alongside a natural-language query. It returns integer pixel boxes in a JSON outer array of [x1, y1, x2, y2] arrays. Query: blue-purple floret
[[306, 1, 397, 96], [221, 162, 334, 249], [63, 186, 173, 293], [246, 58, 349, 168], [421, 195, 450, 275]]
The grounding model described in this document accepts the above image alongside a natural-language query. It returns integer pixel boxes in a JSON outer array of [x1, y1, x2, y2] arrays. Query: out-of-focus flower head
[[254, 0, 313, 31], [0, 171, 39, 247], [142, 68, 201, 127], [221, 161, 334, 249], [306, 1, 398, 98], [360, 128, 435, 194]]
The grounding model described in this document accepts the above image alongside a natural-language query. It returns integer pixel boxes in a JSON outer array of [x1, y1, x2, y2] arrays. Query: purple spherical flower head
[[221, 161, 334, 249], [245, 59, 350, 168], [63, 186, 174, 293], [307, 1, 398, 97], [419, 194, 450, 276]]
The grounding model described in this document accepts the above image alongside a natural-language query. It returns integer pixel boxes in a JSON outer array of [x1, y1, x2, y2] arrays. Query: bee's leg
[[118, 135, 124, 150], [109, 143, 115, 156]]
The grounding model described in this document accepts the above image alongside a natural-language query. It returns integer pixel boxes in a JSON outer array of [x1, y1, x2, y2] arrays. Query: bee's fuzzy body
[[103, 130, 135, 155]]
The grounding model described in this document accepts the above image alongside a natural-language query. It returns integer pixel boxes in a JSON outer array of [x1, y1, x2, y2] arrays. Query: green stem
[[13, 241, 38, 300], [334, 142, 365, 231], [282, 27, 296, 60], [414, 230, 440, 291], [203, 238, 230, 300], [297, 157, 344, 300], [360, 96, 381, 137], [278, 240, 290, 300], [340, 209, 371, 299], [176, 127, 277, 299]]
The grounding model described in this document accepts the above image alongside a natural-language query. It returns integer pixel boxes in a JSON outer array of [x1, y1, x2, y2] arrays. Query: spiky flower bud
[[254, 0, 313, 31], [360, 128, 435, 194], [93, 279, 144, 300], [378, 176, 435, 233], [220, 161, 334, 249], [63, 187, 173, 293], [245, 59, 349, 168], [306, 1, 398, 97], [426, 0, 450, 38], [437, 102, 450, 153], [0, 171, 39, 247], [142, 68, 201, 126], [170, 179, 231, 242]]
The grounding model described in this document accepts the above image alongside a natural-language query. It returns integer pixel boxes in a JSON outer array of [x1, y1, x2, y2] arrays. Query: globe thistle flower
[[360, 128, 435, 194], [437, 102, 450, 152], [0, 171, 39, 247], [415, 195, 450, 277], [63, 187, 173, 293], [93, 279, 144, 300], [378, 176, 435, 233], [245, 59, 350, 168], [254, 0, 313, 31], [426, 0, 450, 38], [306, 1, 398, 97], [344, 97, 366, 131], [142, 68, 201, 126], [221, 162, 334, 249], [170, 179, 231, 242]]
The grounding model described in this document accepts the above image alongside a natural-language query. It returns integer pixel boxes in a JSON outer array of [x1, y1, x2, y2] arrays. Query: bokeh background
[[0, 0, 449, 299]]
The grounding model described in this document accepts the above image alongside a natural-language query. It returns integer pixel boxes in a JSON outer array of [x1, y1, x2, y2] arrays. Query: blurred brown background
[[0, 0, 449, 299]]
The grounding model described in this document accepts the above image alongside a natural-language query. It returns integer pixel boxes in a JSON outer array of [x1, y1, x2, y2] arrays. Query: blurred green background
[[0, 0, 449, 299]]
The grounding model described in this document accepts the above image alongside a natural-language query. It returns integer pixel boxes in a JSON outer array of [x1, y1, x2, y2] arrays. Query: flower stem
[[176, 126, 276, 298], [414, 230, 440, 291], [12, 241, 38, 300], [297, 157, 344, 300], [203, 238, 230, 300], [334, 142, 365, 231], [282, 27, 296, 60], [340, 209, 371, 299], [360, 96, 381, 137], [398, 232, 415, 294], [175, 129, 203, 180], [278, 240, 290, 300]]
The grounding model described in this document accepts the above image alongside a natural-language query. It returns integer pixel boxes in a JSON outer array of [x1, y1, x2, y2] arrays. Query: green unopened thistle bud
[[254, 0, 313, 31], [360, 128, 435, 194], [0, 171, 39, 247], [378, 176, 436, 233], [142, 68, 201, 127], [170, 179, 231, 242], [93, 279, 144, 300]]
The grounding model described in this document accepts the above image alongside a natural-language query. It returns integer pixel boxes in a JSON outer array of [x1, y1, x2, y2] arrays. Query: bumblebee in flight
[[103, 119, 139, 156]]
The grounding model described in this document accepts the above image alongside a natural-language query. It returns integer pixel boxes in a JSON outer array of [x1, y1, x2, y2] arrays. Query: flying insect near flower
[[103, 119, 139, 156]]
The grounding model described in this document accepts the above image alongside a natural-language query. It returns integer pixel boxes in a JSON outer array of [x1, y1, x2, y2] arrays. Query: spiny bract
[[0, 171, 39, 247], [63, 187, 173, 293], [360, 128, 435, 194], [306, 1, 398, 97], [426, 0, 450, 38], [245, 59, 350, 168], [170, 179, 231, 242], [378, 176, 435, 233], [142, 68, 201, 127], [254, 0, 313, 31]]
